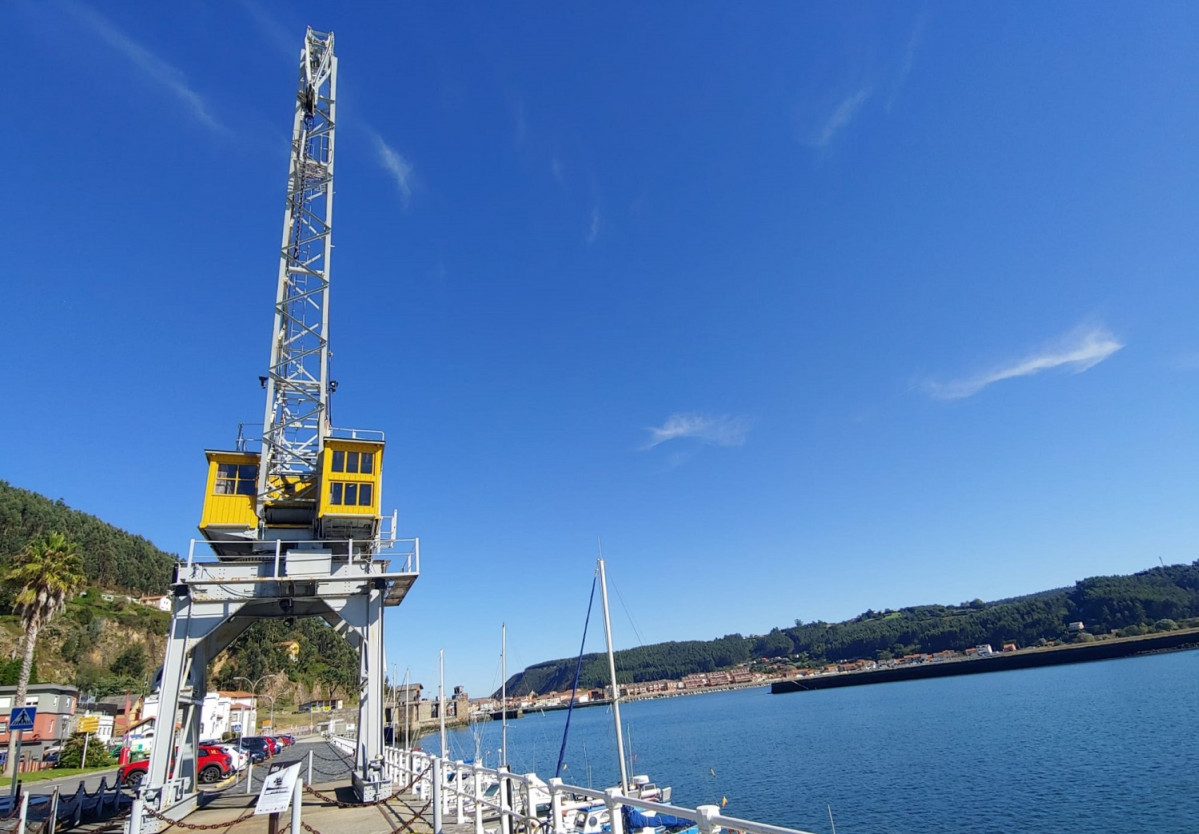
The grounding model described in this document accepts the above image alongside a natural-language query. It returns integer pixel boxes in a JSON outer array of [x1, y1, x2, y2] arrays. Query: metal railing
[[183, 536, 420, 575], [343, 740, 819, 834]]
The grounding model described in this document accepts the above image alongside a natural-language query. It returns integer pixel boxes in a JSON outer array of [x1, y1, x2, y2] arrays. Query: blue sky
[[6, 2, 1199, 697]]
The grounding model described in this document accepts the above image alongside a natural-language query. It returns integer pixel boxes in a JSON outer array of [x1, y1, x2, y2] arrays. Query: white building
[[140, 692, 257, 743]]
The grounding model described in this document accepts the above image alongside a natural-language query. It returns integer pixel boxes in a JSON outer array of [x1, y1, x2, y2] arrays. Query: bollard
[[17, 791, 29, 833], [472, 764, 483, 834], [47, 786, 60, 834], [455, 760, 464, 824], [291, 777, 303, 834], [499, 768, 512, 834], [130, 794, 144, 834], [308, 749, 314, 786], [246, 759, 254, 795], [548, 778, 564, 834], [604, 788, 624, 834], [432, 757, 443, 834], [696, 805, 722, 834], [522, 773, 538, 834]]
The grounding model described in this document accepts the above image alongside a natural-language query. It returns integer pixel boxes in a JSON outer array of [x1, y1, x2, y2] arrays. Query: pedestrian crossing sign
[[9, 708, 36, 731]]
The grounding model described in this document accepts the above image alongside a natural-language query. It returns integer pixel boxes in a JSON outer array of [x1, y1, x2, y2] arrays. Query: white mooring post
[[499, 768, 512, 834], [548, 778, 564, 834], [291, 777, 303, 834], [604, 787, 625, 834], [432, 757, 443, 834], [17, 791, 29, 832], [473, 764, 484, 834], [308, 749, 314, 785], [523, 774, 537, 832], [696, 805, 722, 834], [455, 760, 465, 823]]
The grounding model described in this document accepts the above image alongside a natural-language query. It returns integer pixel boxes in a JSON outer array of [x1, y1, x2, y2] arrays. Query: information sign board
[[77, 715, 100, 733], [255, 761, 301, 815]]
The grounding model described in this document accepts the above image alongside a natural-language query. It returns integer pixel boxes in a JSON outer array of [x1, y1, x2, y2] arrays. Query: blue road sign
[[9, 708, 36, 731]]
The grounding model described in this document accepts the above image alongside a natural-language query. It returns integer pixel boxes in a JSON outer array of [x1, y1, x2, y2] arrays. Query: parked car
[[119, 745, 232, 790], [237, 736, 272, 763], [201, 740, 248, 771], [263, 736, 280, 756], [278, 734, 296, 747]]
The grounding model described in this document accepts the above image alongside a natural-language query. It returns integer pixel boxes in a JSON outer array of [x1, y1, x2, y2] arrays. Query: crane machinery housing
[[134, 28, 419, 831]]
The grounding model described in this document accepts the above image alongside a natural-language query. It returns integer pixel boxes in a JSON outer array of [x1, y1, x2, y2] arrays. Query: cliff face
[[0, 591, 170, 692]]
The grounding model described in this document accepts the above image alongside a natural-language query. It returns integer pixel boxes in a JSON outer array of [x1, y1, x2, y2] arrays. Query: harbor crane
[[134, 28, 418, 831]]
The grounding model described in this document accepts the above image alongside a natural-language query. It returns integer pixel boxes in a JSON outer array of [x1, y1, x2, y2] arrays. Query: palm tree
[[1, 532, 86, 778]]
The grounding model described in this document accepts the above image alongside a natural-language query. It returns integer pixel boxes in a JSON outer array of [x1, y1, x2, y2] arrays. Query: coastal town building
[[0, 683, 80, 769]]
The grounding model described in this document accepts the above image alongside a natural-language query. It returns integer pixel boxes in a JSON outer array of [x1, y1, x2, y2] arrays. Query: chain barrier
[[140, 801, 257, 831], [306, 749, 353, 764], [382, 797, 431, 834], [88, 804, 132, 834], [300, 763, 429, 809], [302, 782, 397, 808]]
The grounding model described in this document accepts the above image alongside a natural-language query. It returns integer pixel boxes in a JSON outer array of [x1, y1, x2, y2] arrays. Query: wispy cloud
[[887, 7, 928, 112], [924, 324, 1124, 400], [367, 130, 414, 207], [63, 1, 226, 134], [587, 207, 601, 244], [816, 87, 872, 148], [642, 413, 751, 450], [237, 0, 297, 58]]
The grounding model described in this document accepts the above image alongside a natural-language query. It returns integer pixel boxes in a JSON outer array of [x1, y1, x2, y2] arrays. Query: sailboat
[[596, 558, 673, 804], [558, 559, 694, 834]]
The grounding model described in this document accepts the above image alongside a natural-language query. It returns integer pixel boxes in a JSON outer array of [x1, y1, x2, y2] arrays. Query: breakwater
[[771, 629, 1199, 693]]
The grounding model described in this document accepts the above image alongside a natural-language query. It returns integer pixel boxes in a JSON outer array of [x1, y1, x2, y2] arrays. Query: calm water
[[428, 649, 1199, 834]]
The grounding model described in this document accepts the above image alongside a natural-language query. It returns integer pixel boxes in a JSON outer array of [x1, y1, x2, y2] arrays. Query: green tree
[[0, 532, 87, 777], [110, 645, 147, 678], [56, 732, 113, 768]]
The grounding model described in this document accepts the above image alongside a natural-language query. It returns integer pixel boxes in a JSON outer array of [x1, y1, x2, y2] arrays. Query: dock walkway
[[140, 780, 441, 834]]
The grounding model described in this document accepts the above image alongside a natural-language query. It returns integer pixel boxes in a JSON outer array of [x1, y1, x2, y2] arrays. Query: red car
[[120, 745, 232, 790], [264, 736, 280, 756]]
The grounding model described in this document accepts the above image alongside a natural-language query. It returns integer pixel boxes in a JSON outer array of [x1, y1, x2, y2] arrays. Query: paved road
[[0, 736, 356, 827]]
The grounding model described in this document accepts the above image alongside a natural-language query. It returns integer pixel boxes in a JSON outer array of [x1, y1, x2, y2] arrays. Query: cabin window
[[331, 450, 373, 474], [329, 482, 373, 507], [215, 463, 257, 496]]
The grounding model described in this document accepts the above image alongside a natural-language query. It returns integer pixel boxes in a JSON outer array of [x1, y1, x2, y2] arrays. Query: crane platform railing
[[183, 536, 420, 575]]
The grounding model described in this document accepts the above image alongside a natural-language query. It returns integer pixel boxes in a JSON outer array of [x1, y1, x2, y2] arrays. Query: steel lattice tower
[[258, 28, 338, 516]]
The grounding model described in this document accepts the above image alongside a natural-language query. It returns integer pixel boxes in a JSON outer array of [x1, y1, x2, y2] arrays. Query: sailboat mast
[[439, 650, 447, 758], [597, 558, 630, 792], [501, 622, 508, 768]]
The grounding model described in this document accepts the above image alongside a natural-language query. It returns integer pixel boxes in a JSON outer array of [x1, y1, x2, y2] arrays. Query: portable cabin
[[317, 438, 384, 541], [198, 450, 260, 545]]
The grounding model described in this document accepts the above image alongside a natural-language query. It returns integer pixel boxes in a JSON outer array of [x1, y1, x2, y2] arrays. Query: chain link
[[140, 801, 257, 831], [89, 805, 133, 833]]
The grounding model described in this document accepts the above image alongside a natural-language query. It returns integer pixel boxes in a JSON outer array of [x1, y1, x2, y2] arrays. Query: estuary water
[[428, 649, 1199, 834]]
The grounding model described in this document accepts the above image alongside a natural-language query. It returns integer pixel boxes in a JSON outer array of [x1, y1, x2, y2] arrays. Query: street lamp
[[233, 676, 271, 739]]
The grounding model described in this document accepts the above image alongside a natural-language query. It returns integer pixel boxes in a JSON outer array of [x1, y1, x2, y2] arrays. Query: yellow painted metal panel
[[318, 439, 383, 519], [199, 451, 259, 530]]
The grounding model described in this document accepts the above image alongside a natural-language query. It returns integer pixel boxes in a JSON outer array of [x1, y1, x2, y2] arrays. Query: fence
[[323, 736, 818, 834]]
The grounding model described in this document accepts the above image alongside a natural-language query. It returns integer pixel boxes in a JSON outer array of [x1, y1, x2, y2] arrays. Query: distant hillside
[[0, 480, 176, 596], [503, 561, 1199, 696], [0, 481, 361, 708]]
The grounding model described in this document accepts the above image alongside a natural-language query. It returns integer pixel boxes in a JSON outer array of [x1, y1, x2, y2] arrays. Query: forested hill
[[0, 480, 175, 596], [503, 561, 1199, 697]]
